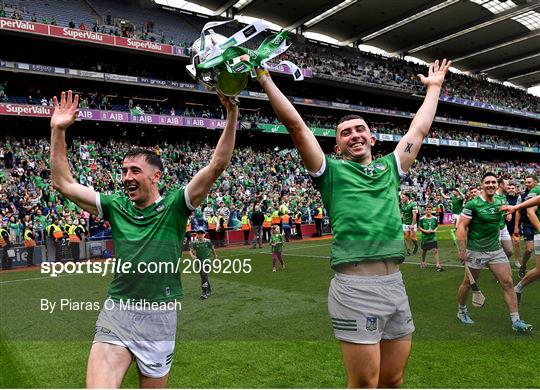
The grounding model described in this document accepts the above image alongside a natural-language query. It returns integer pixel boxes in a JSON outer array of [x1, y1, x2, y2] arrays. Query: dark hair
[[481, 172, 497, 182], [425, 204, 433, 209], [338, 114, 366, 125], [124, 148, 163, 171], [525, 174, 538, 182], [497, 177, 506, 185], [508, 181, 516, 187]]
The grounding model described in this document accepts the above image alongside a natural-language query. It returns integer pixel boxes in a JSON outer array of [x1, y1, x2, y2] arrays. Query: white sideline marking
[[259, 252, 466, 268], [0, 272, 83, 285]]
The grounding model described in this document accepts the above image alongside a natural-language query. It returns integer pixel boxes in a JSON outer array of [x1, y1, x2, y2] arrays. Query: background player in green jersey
[[418, 205, 443, 271], [189, 229, 216, 300], [256, 59, 451, 387], [50, 90, 238, 387], [441, 188, 464, 227], [456, 173, 531, 332], [496, 178, 514, 260], [269, 225, 285, 272], [501, 188, 540, 303], [401, 193, 419, 255]]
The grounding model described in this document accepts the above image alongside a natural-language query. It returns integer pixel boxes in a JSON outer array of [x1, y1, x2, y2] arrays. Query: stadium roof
[[179, 0, 540, 89]]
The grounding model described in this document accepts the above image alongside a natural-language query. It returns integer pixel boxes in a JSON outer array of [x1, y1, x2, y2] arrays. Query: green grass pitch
[[1, 225, 539, 388]]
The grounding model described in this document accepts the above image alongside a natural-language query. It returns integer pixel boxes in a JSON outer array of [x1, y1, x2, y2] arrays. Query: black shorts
[[520, 224, 534, 242], [422, 240, 438, 251]]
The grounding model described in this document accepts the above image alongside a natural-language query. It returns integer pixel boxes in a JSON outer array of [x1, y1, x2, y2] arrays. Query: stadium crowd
[[1, 1, 539, 112], [1, 134, 539, 247], [2, 85, 537, 147]]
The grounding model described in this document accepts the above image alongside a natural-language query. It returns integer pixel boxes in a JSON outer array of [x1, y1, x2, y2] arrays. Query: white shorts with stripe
[[93, 299, 178, 378]]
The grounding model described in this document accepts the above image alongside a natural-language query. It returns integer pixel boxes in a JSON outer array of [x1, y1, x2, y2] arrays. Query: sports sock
[[458, 304, 467, 313], [510, 312, 520, 324], [514, 282, 523, 293]]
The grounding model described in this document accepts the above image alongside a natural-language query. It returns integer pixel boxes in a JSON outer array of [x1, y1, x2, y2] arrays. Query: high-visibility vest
[[24, 228, 36, 247], [281, 214, 290, 226], [208, 216, 217, 230], [68, 225, 81, 243], [314, 207, 323, 219], [262, 215, 272, 228], [49, 224, 63, 239], [0, 228, 8, 247], [241, 215, 250, 230], [295, 213, 302, 224], [271, 210, 281, 224]]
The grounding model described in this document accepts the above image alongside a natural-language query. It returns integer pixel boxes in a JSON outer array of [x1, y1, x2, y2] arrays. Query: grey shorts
[[328, 271, 414, 344], [466, 248, 509, 269], [93, 299, 178, 378]]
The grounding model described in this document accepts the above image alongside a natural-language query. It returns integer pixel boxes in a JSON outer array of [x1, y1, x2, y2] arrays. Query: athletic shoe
[[406, 250, 411, 256], [272, 267, 276, 272], [512, 320, 532, 333], [200, 293, 208, 300], [457, 311, 475, 324], [436, 266, 445, 272], [412, 246, 418, 255]]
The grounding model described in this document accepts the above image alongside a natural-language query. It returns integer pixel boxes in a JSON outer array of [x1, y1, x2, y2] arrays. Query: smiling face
[[334, 118, 375, 163], [122, 155, 161, 207], [525, 177, 537, 191], [481, 175, 498, 198]]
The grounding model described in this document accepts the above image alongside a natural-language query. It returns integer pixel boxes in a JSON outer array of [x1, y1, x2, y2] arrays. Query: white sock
[[510, 312, 520, 324], [514, 282, 523, 293], [458, 304, 467, 312]]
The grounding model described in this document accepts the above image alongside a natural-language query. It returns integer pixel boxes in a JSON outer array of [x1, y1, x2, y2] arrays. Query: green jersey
[[526, 185, 540, 233], [189, 238, 214, 260], [99, 188, 191, 302], [270, 233, 283, 253], [419, 216, 438, 242], [401, 201, 418, 225], [313, 152, 404, 267], [450, 194, 464, 215], [495, 193, 508, 229], [461, 195, 505, 251]]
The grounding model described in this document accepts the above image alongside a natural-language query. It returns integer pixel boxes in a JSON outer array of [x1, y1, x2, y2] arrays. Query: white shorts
[[535, 233, 540, 255], [466, 249, 509, 269], [499, 226, 511, 241], [402, 224, 417, 232], [452, 214, 460, 225], [328, 272, 414, 344], [93, 299, 178, 378]]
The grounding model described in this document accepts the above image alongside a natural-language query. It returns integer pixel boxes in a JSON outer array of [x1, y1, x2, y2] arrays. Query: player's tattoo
[[404, 143, 413, 153]]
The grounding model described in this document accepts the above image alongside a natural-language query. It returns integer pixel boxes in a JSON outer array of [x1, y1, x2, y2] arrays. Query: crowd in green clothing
[[1, 136, 539, 245]]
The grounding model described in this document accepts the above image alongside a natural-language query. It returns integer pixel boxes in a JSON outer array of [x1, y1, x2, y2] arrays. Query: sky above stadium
[[155, 0, 540, 97]]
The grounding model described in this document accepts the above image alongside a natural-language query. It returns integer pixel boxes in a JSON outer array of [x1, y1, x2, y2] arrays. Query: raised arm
[[256, 69, 324, 173], [50, 90, 99, 216], [396, 59, 451, 172], [500, 195, 540, 215], [187, 94, 238, 208]]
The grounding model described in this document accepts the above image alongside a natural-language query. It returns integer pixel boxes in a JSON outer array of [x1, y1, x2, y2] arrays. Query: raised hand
[[217, 92, 239, 113], [50, 90, 79, 131], [418, 59, 451, 88], [499, 204, 517, 216]]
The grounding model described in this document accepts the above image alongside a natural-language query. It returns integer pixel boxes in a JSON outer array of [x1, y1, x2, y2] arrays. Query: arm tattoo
[[404, 143, 413, 153]]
